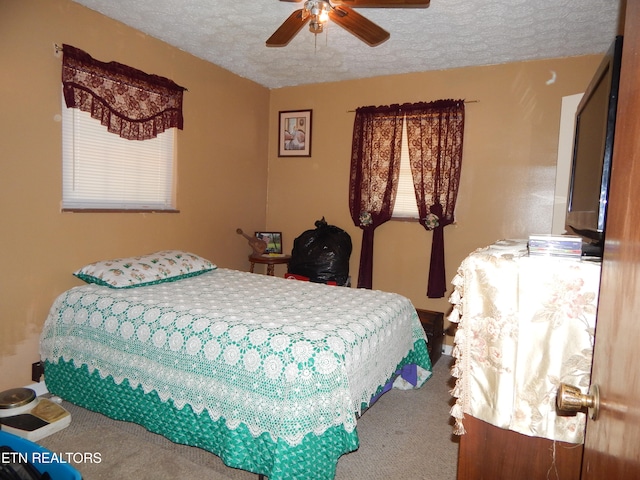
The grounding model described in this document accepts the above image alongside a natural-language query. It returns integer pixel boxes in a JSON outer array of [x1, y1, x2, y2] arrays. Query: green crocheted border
[[45, 360, 357, 480], [44, 339, 431, 480]]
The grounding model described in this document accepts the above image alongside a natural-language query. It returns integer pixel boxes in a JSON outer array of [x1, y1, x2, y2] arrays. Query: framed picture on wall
[[255, 232, 283, 254], [278, 110, 312, 157]]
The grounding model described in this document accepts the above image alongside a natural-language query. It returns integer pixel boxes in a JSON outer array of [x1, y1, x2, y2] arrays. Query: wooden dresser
[[448, 240, 602, 479]]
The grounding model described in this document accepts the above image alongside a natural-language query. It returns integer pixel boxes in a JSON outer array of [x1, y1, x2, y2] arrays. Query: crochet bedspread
[[41, 268, 431, 479]]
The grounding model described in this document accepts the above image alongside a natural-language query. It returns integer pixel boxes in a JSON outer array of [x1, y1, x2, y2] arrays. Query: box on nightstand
[[416, 309, 444, 365]]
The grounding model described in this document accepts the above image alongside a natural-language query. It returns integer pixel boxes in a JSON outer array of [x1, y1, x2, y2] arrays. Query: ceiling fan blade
[[334, 0, 430, 7], [329, 5, 390, 46], [266, 9, 310, 47]]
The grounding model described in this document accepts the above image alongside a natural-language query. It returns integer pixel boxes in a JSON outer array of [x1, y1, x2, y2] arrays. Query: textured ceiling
[[70, 0, 620, 89]]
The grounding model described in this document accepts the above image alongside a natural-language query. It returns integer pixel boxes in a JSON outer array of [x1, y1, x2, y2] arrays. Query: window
[[62, 99, 176, 211], [392, 119, 420, 219], [60, 44, 185, 212]]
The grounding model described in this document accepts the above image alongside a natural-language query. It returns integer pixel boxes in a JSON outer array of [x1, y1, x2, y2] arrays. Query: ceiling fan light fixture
[[309, 18, 325, 34], [304, 1, 331, 36], [306, 0, 330, 16]]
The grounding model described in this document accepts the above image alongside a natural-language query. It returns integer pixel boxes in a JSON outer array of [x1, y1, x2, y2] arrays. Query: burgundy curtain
[[349, 105, 404, 289], [62, 44, 186, 141], [405, 100, 465, 297]]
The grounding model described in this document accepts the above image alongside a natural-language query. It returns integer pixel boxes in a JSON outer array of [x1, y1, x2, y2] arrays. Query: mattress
[[40, 268, 432, 479]]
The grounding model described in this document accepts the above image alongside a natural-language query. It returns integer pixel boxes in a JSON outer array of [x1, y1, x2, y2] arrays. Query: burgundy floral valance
[[61, 44, 186, 140]]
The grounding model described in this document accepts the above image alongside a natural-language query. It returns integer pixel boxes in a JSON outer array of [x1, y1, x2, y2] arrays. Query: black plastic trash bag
[[288, 218, 352, 286]]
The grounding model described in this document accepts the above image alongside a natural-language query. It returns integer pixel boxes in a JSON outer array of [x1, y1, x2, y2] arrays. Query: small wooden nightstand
[[416, 309, 444, 365], [248, 254, 291, 276]]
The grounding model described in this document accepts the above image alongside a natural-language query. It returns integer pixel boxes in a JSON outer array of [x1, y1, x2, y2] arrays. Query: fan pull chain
[[313, 21, 329, 53]]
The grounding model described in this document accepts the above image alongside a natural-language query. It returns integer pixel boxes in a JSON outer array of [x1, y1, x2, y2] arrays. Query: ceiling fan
[[266, 0, 430, 47]]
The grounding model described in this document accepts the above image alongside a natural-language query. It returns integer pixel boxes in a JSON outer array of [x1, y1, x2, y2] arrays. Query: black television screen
[[565, 35, 623, 252]]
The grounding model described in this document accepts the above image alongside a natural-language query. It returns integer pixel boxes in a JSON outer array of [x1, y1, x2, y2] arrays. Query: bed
[[40, 251, 432, 480]]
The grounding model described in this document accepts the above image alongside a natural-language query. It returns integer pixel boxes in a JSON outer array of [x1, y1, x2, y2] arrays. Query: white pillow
[[74, 250, 216, 288]]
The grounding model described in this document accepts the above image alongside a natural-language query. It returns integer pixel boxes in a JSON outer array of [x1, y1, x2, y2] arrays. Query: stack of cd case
[[528, 234, 582, 258]]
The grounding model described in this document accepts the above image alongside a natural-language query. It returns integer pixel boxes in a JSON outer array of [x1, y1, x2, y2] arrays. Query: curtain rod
[[347, 100, 478, 113]]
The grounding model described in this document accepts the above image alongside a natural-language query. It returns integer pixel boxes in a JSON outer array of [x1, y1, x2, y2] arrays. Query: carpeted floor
[[37, 356, 459, 480]]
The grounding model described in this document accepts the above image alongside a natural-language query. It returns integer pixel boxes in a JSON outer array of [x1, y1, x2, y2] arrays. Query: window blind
[[392, 119, 420, 218], [62, 99, 176, 210]]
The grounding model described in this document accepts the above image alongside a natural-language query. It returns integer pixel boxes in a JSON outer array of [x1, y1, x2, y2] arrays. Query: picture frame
[[278, 110, 312, 157], [255, 232, 283, 254]]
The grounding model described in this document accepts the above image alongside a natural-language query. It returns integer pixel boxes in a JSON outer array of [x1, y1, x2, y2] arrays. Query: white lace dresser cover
[[449, 239, 601, 444]]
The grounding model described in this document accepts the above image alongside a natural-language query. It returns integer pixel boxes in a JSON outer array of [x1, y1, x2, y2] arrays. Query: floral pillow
[[74, 250, 217, 288]]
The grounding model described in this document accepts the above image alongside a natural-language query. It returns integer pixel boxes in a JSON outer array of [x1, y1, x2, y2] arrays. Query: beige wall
[[0, 0, 602, 391], [0, 0, 270, 390], [266, 57, 601, 330]]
